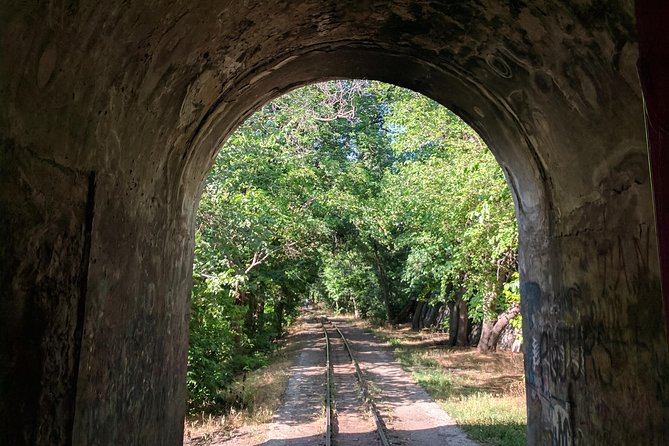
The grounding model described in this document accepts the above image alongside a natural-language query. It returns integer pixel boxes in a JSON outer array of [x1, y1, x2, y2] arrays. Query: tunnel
[[1, 1, 668, 445]]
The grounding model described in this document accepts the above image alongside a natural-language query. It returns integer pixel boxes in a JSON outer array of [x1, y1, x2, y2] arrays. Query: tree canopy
[[187, 80, 519, 412]]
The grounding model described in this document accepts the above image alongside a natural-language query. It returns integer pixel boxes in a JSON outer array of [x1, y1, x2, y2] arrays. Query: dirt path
[[263, 318, 327, 446], [211, 314, 477, 445], [329, 316, 478, 446], [193, 317, 326, 446], [325, 323, 381, 445]]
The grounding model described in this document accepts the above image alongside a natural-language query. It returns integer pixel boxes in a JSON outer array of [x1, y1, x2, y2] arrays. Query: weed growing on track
[[376, 327, 526, 446]]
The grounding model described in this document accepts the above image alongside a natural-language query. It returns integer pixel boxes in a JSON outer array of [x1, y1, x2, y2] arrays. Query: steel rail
[[328, 319, 392, 446], [322, 319, 333, 446]]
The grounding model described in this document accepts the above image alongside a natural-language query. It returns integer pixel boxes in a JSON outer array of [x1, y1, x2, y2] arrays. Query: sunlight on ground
[[373, 323, 527, 446], [184, 315, 526, 446]]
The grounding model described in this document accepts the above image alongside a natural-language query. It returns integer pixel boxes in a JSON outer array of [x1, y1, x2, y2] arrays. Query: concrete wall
[[1, 1, 667, 444]]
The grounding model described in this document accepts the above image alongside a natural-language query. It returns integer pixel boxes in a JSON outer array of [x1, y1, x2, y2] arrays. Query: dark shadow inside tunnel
[[2, 3, 668, 445]]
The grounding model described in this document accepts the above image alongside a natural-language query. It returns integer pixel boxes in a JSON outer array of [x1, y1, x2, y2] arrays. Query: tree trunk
[[412, 300, 426, 330], [478, 302, 520, 352], [447, 288, 469, 346], [419, 303, 428, 329], [455, 296, 469, 346], [242, 290, 256, 333], [479, 321, 495, 351], [425, 301, 442, 327], [435, 304, 449, 330], [468, 323, 482, 346], [477, 281, 498, 352], [371, 240, 393, 322], [275, 299, 285, 336], [394, 297, 417, 324], [257, 299, 265, 333], [447, 300, 458, 345]]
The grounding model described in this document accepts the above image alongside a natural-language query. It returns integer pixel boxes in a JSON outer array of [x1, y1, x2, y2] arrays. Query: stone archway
[[1, 2, 668, 445]]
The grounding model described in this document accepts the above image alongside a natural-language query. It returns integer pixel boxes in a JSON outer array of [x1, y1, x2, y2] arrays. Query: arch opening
[[173, 42, 666, 445], [186, 78, 526, 443], [1, 3, 668, 445], [177, 44, 666, 446]]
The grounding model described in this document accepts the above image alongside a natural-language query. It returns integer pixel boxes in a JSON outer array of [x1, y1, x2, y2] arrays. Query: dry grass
[[183, 316, 526, 445], [375, 324, 524, 394], [183, 318, 309, 445], [372, 323, 527, 446]]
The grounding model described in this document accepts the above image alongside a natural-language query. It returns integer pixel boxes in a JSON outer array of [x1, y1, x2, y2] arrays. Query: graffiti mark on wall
[[551, 403, 571, 446]]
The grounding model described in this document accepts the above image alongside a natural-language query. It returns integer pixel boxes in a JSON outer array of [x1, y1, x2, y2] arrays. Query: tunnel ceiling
[[2, 2, 668, 446], [2, 0, 642, 211]]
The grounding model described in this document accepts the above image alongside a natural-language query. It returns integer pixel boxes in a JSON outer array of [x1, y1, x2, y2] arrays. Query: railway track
[[321, 317, 391, 446]]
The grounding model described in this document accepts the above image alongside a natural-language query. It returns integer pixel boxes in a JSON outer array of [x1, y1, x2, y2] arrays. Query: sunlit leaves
[[188, 80, 519, 411]]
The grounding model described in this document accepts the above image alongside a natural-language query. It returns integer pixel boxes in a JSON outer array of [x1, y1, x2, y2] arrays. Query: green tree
[[188, 80, 520, 411]]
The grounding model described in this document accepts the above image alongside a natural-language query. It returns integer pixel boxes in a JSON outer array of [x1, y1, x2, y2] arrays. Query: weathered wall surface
[[0, 1, 667, 445], [0, 144, 93, 444]]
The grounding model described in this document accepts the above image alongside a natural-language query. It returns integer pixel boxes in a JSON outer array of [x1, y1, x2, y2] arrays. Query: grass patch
[[373, 324, 526, 446], [388, 337, 403, 348], [413, 368, 456, 398], [441, 393, 526, 446]]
